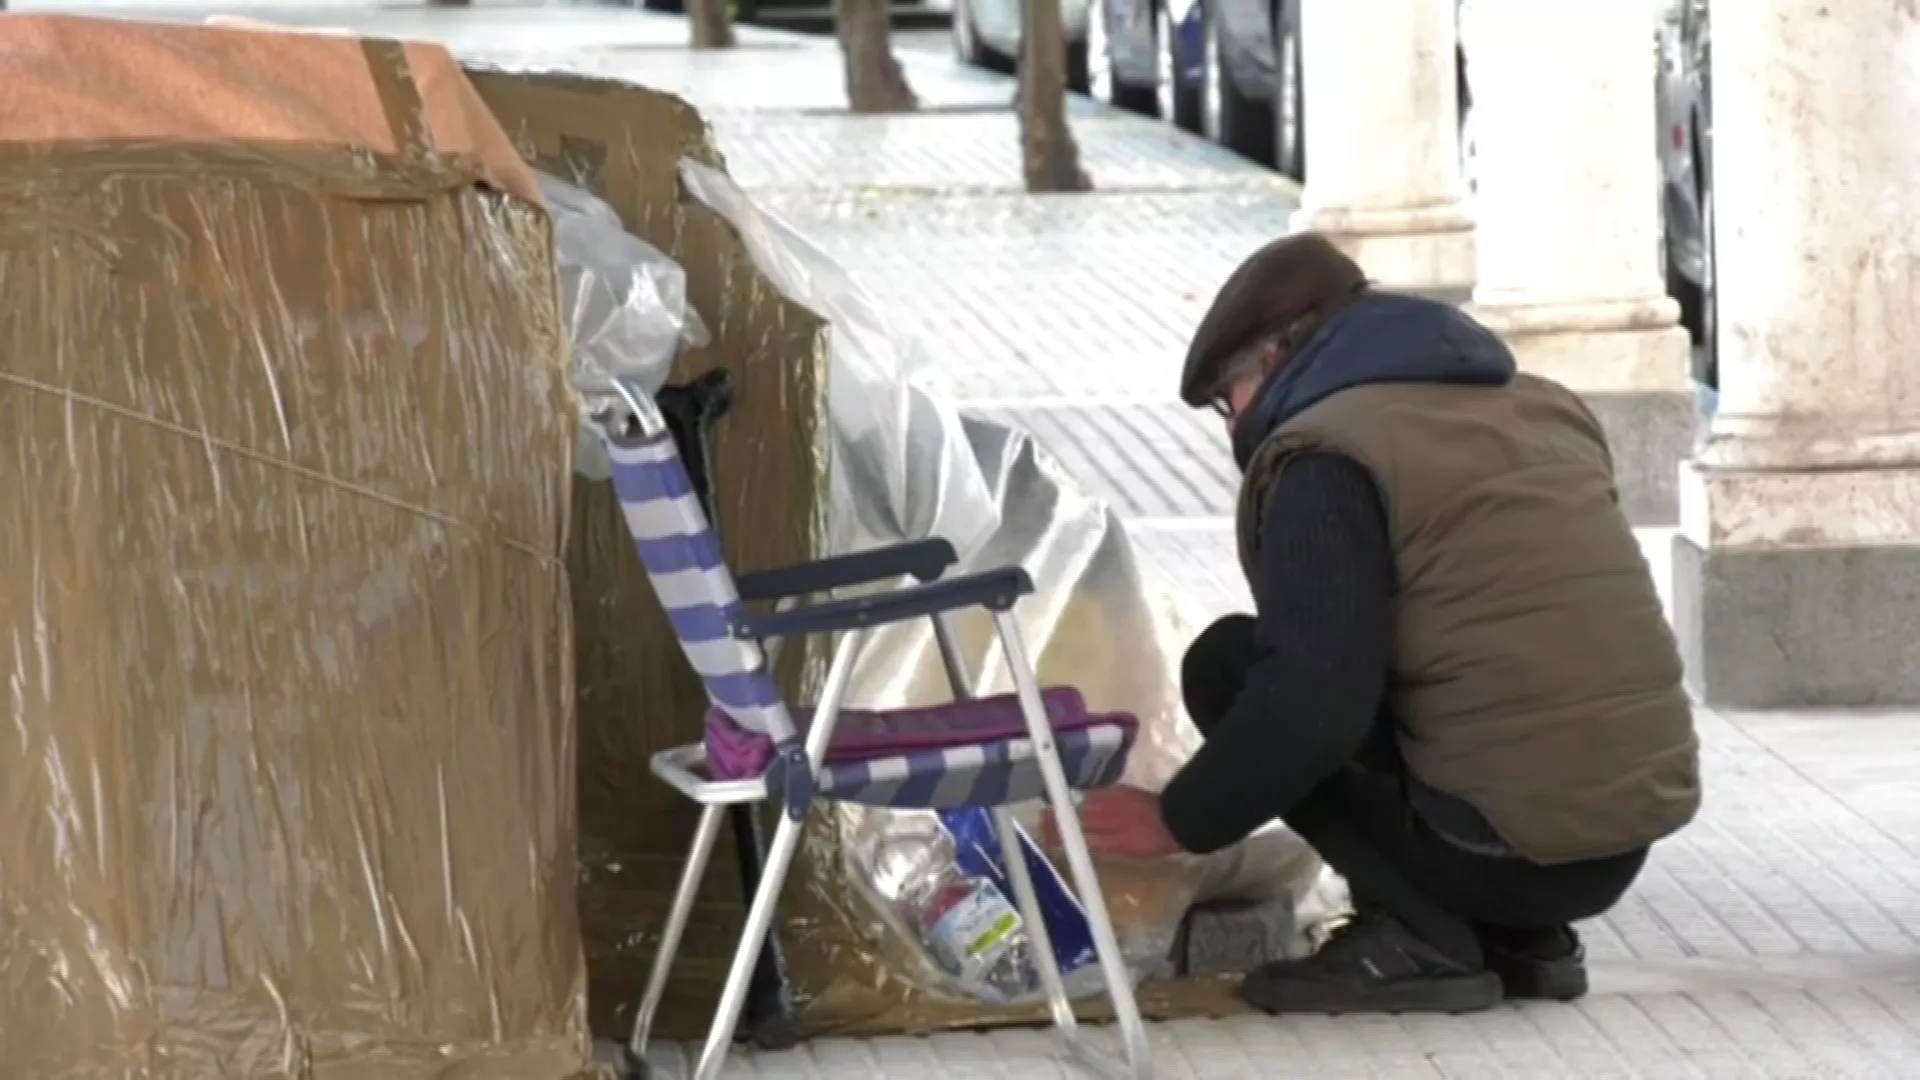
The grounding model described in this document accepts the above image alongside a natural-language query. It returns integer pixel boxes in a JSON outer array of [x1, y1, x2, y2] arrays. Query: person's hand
[[1042, 785, 1186, 860]]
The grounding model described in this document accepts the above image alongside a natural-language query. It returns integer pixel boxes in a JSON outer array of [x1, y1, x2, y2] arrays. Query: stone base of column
[[1675, 453, 1920, 707], [1671, 535, 1920, 708], [1579, 389, 1695, 528], [1471, 299, 1695, 526], [1290, 202, 1476, 296]]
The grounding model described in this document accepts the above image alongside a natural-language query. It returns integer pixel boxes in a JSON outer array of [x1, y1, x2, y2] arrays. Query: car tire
[[1112, 69, 1159, 116], [953, 0, 1015, 73], [1068, 39, 1092, 94], [1697, 180, 1718, 389], [1668, 249, 1706, 345], [1093, 0, 1159, 116], [1271, 0, 1306, 181], [1207, 4, 1274, 162], [1163, 3, 1203, 131]]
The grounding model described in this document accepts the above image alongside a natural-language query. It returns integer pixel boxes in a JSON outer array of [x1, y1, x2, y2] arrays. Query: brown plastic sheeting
[[0, 18, 596, 1080]]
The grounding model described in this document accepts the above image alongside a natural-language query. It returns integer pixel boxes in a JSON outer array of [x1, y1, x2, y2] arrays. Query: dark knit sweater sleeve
[[1159, 451, 1395, 855]]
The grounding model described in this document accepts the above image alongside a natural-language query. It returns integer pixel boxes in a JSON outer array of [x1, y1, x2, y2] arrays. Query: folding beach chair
[[596, 374, 1153, 1080], [651, 371, 804, 1053]]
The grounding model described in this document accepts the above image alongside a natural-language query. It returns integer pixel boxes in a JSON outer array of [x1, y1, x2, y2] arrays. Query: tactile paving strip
[[466, 37, 1079, 115], [750, 190, 1299, 400], [711, 112, 1294, 194]]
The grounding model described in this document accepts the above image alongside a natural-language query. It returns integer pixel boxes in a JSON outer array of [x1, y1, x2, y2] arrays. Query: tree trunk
[[1017, 0, 1092, 191], [689, 0, 738, 49], [834, 0, 919, 113]]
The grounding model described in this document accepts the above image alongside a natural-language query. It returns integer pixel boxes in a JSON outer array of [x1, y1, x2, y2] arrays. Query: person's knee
[[1180, 613, 1261, 734]]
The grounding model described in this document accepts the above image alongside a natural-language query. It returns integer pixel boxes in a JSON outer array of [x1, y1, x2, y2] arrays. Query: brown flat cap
[[1179, 232, 1369, 407]]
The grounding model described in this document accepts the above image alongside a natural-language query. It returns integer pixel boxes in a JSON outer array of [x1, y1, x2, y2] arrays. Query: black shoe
[[1238, 912, 1504, 1016], [1478, 924, 1589, 1002]]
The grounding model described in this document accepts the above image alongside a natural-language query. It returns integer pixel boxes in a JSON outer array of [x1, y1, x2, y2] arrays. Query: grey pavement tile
[[1716, 709, 1920, 854], [966, 402, 1236, 518], [712, 111, 1295, 194]]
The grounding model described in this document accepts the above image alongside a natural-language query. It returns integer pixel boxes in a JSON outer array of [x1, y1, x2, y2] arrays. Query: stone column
[[1291, 0, 1474, 295], [1461, 0, 1693, 526], [1674, 0, 1920, 708]]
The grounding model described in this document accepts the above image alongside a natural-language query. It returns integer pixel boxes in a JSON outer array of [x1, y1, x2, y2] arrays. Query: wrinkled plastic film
[[1, 18, 592, 1080], [678, 162, 1329, 1025], [679, 160, 1000, 560], [537, 169, 711, 481]]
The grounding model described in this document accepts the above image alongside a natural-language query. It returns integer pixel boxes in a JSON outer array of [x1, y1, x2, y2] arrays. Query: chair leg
[[992, 610, 1154, 1080], [726, 803, 803, 1050], [991, 806, 1079, 1033], [627, 804, 729, 1070], [693, 807, 809, 1080]]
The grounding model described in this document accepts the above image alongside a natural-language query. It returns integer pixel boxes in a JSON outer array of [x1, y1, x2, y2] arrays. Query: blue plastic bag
[[940, 807, 1098, 981]]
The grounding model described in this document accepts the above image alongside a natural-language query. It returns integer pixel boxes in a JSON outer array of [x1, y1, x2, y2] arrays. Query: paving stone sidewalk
[[47, 3, 1920, 1073]]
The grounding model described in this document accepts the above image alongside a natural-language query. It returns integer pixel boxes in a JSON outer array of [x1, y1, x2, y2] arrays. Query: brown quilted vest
[[1236, 373, 1700, 865]]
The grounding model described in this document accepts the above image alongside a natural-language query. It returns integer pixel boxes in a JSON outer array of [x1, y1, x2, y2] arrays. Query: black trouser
[[1181, 615, 1647, 965]]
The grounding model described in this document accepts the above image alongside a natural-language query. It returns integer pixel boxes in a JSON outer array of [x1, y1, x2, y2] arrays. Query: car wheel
[[953, 0, 1015, 73], [1097, 0, 1159, 114], [953, 0, 985, 65], [1163, 3, 1202, 131], [1068, 38, 1092, 94], [1205, 4, 1274, 162], [1668, 240, 1706, 345], [1271, 0, 1305, 181]]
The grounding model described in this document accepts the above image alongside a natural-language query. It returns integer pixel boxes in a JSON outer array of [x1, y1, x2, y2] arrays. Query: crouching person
[[1064, 233, 1699, 1016]]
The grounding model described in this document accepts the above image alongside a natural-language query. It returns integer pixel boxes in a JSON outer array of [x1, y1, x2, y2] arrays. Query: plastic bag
[[677, 159, 998, 557], [535, 169, 710, 480]]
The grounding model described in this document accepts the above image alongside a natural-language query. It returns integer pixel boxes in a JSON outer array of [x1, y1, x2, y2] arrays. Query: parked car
[[953, 0, 1093, 93], [1657, 0, 1714, 383], [1084, 0, 1469, 181], [1080, 0, 1713, 380]]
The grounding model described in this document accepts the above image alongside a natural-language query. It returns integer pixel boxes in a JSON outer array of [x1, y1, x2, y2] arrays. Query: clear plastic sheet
[[0, 17, 594, 1080], [679, 160, 998, 557], [537, 169, 711, 481], [679, 161, 1327, 1024]]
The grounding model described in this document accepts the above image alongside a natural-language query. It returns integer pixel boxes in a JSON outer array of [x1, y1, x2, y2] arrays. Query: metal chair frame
[[600, 374, 1151, 1080]]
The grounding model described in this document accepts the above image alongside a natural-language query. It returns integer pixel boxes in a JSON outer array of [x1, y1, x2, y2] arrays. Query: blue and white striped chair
[[597, 376, 1153, 1080]]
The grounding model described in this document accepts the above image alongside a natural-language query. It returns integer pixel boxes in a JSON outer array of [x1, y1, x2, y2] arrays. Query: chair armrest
[[732, 565, 1033, 640], [735, 538, 960, 602]]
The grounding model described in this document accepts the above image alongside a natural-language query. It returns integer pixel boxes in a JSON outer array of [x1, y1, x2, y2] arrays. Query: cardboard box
[[0, 18, 593, 1078]]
